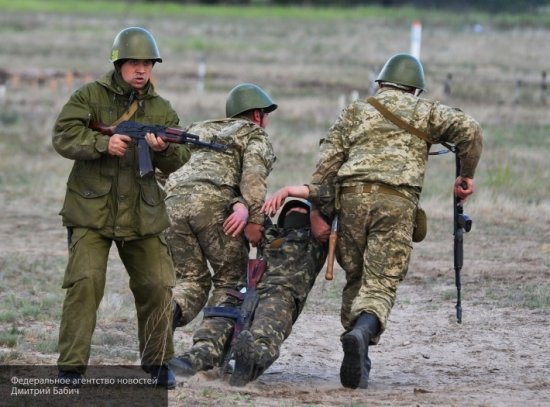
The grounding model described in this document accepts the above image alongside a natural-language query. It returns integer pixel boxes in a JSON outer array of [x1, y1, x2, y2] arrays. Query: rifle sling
[[111, 100, 139, 127], [203, 306, 240, 320], [367, 97, 432, 145]]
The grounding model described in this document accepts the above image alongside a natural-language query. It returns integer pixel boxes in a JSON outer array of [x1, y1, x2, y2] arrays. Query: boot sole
[[229, 331, 255, 387], [340, 331, 365, 389]]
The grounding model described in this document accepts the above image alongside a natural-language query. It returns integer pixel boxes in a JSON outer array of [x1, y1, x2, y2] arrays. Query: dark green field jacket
[[52, 70, 191, 238]]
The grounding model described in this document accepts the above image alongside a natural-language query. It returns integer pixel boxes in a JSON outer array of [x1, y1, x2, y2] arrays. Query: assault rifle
[[90, 120, 228, 177], [443, 143, 473, 323], [202, 253, 266, 378]]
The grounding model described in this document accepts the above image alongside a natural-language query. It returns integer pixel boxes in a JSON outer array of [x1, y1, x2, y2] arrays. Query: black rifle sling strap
[[367, 97, 432, 146]]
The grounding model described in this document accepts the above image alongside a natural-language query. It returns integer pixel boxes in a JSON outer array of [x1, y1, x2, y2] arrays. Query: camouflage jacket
[[52, 70, 191, 237], [165, 118, 276, 224], [258, 225, 327, 321], [308, 88, 483, 217]]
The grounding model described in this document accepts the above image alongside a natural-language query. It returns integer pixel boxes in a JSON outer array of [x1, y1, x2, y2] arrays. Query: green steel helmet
[[225, 83, 278, 118], [110, 27, 162, 63], [376, 53, 425, 90]]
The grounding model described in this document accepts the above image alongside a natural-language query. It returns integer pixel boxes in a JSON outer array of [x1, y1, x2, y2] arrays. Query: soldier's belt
[[341, 183, 409, 201]]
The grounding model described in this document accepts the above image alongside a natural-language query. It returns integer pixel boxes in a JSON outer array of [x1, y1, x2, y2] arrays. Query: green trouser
[[57, 228, 175, 373]]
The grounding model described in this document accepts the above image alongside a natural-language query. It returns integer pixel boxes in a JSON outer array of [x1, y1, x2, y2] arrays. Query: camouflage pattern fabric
[[165, 117, 275, 326], [248, 226, 327, 374], [307, 87, 482, 341], [165, 118, 276, 224], [181, 313, 235, 372], [177, 222, 327, 375], [308, 88, 483, 217], [166, 188, 249, 326], [337, 192, 415, 343]]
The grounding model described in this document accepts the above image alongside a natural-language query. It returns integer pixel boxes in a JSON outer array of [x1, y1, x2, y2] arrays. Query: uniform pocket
[[61, 174, 111, 228], [137, 180, 170, 235], [155, 234, 176, 287], [62, 228, 92, 288], [140, 179, 166, 206]]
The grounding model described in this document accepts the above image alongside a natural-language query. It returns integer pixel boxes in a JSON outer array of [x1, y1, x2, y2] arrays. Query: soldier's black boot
[[57, 371, 82, 388], [172, 300, 183, 333], [149, 364, 176, 389], [168, 356, 196, 377], [340, 312, 380, 389], [229, 330, 256, 387]]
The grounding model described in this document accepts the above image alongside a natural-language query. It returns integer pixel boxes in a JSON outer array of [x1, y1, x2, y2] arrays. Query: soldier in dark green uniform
[[168, 199, 327, 386], [52, 27, 190, 388], [263, 53, 483, 389]]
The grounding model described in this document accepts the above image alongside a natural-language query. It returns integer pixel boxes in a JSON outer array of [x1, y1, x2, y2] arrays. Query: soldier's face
[[120, 59, 154, 91]]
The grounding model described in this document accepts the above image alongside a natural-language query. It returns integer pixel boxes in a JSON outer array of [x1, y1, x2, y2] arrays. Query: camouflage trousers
[[57, 228, 175, 372], [165, 188, 248, 327], [337, 189, 416, 343], [181, 289, 295, 374]]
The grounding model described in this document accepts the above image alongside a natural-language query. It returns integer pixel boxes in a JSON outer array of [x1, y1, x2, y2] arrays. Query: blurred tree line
[[144, 0, 548, 13]]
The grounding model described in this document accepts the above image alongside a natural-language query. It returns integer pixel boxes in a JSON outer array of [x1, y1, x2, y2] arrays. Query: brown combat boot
[[340, 312, 380, 389]]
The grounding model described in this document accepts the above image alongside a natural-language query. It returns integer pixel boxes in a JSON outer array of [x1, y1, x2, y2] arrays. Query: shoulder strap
[[367, 97, 432, 144], [111, 100, 139, 126]]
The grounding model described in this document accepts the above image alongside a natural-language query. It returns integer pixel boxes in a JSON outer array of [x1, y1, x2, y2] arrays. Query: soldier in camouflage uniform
[[263, 53, 483, 389], [164, 83, 277, 333], [230, 199, 327, 386], [53, 27, 191, 388], [168, 199, 327, 387]]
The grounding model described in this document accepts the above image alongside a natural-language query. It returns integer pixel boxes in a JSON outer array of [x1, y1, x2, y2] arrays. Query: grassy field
[[0, 1, 549, 406]]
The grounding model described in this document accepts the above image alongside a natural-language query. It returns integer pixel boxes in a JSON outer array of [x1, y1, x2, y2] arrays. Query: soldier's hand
[[310, 209, 330, 243], [244, 223, 263, 247], [145, 132, 169, 152], [454, 176, 474, 201], [224, 203, 248, 237], [261, 189, 289, 217], [108, 134, 132, 156], [262, 185, 310, 216]]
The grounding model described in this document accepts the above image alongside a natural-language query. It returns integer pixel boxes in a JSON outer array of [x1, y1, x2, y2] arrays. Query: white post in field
[[410, 20, 422, 59], [197, 56, 206, 96]]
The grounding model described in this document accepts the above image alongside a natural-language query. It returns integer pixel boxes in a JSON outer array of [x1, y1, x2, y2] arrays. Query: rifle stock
[[89, 122, 117, 136], [325, 215, 338, 281]]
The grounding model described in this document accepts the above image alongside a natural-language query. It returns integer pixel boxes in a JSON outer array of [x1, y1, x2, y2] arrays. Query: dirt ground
[[165, 200, 550, 406], [1, 199, 548, 407], [169, 276, 550, 407]]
